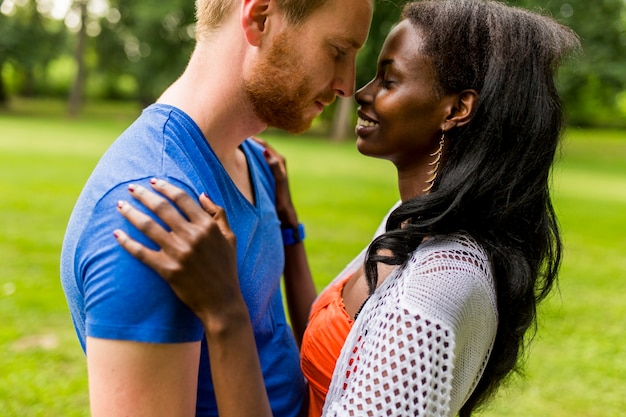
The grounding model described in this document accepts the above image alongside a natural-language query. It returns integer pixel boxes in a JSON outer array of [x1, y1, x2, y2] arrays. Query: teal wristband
[[281, 223, 305, 245]]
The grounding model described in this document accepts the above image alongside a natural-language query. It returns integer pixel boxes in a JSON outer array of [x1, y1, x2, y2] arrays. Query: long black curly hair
[[363, 1, 580, 415]]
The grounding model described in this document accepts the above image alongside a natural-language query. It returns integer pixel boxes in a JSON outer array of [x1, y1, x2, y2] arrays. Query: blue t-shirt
[[60, 104, 306, 417]]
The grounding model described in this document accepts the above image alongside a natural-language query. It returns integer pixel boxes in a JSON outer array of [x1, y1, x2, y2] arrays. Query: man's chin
[[270, 116, 314, 135], [286, 122, 313, 135]]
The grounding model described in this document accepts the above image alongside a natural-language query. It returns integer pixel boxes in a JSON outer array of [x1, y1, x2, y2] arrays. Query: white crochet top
[[322, 206, 498, 416]]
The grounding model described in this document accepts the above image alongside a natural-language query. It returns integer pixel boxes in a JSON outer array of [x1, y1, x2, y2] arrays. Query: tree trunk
[[0, 62, 7, 108], [68, 0, 88, 117], [330, 97, 355, 141], [22, 67, 36, 97]]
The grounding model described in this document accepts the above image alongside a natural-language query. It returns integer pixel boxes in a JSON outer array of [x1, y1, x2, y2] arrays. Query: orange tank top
[[300, 275, 353, 417]]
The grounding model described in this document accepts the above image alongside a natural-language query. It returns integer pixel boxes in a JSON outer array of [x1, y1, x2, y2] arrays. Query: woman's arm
[[259, 141, 317, 345], [283, 242, 317, 345], [114, 180, 272, 417]]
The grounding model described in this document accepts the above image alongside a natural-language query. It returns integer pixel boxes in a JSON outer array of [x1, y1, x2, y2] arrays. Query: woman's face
[[355, 20, 453, 171]]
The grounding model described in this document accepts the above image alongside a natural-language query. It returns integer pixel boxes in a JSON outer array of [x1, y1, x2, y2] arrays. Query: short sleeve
[[77, 179, 204, 343]]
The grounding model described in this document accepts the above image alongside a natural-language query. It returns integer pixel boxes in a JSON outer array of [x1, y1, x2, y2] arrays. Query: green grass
[[0, 99, 624, 416]]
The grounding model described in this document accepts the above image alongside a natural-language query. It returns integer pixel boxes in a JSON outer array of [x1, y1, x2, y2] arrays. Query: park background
[[1, 0, 625, 416]]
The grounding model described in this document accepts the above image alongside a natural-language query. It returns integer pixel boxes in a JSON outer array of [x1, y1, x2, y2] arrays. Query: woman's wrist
[[281, 223, 305, 246], [201, 298, 251, 340], [276, 206, 299, 228]]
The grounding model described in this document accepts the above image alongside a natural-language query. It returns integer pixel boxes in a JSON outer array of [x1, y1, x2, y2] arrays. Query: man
[[60, 0, 372, 415]]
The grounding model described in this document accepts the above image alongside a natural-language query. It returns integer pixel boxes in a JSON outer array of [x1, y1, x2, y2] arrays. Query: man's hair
[[195, 0, 331, 40]]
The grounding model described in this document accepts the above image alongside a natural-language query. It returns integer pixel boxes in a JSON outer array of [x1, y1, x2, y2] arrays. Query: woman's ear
[[443, 89, 478, 131], [241, 0, 272, 46]]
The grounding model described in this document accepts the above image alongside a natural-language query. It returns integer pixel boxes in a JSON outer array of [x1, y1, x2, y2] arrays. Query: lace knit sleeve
[[323, 235, 497, 417]]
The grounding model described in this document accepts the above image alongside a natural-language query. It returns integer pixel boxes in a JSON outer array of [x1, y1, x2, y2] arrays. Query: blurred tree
[[508, 0, 626, 127], [68, 0, 88, 116], [93, 0, 195, 106], [0, 11, 16, 106], [0, 0, 65, 106]]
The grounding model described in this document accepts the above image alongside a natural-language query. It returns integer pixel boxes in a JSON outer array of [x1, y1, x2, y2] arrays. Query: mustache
[[318, 91, 338, 106]]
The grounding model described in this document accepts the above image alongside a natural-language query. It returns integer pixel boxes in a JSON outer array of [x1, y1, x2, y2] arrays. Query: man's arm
[[87, 338, 200, 417]]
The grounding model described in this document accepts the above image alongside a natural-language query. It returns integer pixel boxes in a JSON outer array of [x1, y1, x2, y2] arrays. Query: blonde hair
[[194, 0, 233, 40], [194, 0, 331, 40]]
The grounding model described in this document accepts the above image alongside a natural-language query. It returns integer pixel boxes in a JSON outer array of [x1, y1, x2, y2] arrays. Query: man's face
[[245, 0, 373, 134]]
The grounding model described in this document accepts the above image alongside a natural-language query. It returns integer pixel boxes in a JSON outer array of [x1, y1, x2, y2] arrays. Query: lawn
[[0, 99, 624, 416]]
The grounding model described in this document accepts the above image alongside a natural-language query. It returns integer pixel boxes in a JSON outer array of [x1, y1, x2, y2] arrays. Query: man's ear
[[442, 89, 478, 131], [241, 0, 272, 46]]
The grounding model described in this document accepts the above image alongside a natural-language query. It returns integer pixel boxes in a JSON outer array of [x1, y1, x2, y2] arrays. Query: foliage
[[93, 0, 196, 103], [0, 0, 195, 105], [0, 98, 624, 415], [0, 0, 66, 99], [508, 0, 626, 127]]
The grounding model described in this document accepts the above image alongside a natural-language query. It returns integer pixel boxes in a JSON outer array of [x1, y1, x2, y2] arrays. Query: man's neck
[[157, 33, 266, 163]]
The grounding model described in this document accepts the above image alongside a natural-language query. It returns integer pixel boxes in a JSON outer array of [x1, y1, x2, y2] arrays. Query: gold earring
[[423, 132, 445, 193]]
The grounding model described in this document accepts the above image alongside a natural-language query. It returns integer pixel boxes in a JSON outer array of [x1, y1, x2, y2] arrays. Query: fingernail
[[117, 200, 126, 209], [263, 149, 270, 158], [151, 178, 166, 188], [128, 184, 136, 192], [113, 230, 119, 239]]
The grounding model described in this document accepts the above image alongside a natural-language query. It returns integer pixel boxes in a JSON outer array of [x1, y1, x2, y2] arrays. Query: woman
[[114, 1, 579, 415]]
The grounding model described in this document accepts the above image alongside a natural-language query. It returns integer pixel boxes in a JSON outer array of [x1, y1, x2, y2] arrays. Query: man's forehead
[[324, 2, 372, 46], [293, 0, 372, 48]]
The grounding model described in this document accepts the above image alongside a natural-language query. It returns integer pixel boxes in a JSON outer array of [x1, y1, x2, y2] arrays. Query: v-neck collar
[[152, 103, 262, 213]]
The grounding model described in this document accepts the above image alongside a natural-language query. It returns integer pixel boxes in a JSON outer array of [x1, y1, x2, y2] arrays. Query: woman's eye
[[378, 66, 395, 88], [381, 75, 394, 88]]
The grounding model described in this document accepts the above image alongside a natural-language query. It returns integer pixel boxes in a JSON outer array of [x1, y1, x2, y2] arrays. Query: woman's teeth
[[357, 117, 378, 127]]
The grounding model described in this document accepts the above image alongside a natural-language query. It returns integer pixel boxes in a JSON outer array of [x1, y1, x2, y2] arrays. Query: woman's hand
[[113, 178, 241, 322]]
